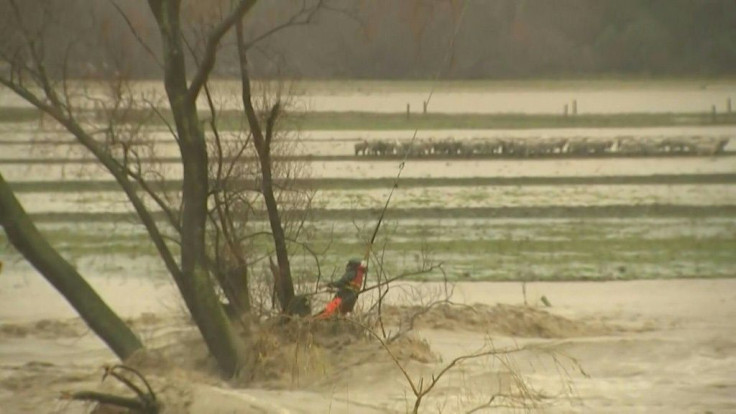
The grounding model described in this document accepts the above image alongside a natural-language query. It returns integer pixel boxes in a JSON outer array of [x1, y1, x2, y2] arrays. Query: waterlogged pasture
[[318, 184, 736, 209], [1, 80, 735, 284], [12, 184, 736, 215], [2, 217, 734, 282], [3, 156, 736, 182], [2, 80, 735, 114]]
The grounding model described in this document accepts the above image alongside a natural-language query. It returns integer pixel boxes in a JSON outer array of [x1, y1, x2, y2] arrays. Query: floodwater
[[2, 274, 736, 413], [1, 80, 735, 114], [312, 157, 736, 179], [306, 87, 736, 114], [1, 81, 735, 413], [3, 156, 735, 181]]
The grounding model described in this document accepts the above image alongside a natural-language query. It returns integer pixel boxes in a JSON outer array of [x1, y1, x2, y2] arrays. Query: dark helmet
[[346, 258, 362, 269]]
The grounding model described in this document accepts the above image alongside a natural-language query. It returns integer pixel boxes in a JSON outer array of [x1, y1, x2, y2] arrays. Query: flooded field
[[2, 80, 735, 114], [1, 76, 735, 414], [2, 215, 733, 283], [1, 82, 735, 285], [2, 6, 736, 411], [3, 155, 735, 182], [2, 126, 736, 159], [303, 84, 736, 114]]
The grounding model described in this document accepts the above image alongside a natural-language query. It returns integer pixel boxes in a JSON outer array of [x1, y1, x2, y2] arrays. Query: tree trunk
[[148, 0, 247, 377], [0, 173, 143, 361], [258, 144, 296, 312], [235, 20, 295, 313]]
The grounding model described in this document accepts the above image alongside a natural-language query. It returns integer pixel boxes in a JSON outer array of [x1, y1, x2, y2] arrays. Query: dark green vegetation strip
[[0, 107, 43, 123], [318, 205, 736, 220], [3, 107, 735, 130], [9, 174, 736, 193], [25, 205, 736, 223]]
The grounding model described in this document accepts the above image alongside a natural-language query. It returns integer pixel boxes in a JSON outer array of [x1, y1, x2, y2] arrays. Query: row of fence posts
[[711, 98, 732, 122], [405, 101, 430, 119], [406, 101, 429, 119], [404, 97, 733, 120], [563, 100, 577, 117]]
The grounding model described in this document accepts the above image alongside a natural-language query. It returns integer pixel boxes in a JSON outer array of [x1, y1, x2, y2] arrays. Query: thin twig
[[108, 0, 163, 69]]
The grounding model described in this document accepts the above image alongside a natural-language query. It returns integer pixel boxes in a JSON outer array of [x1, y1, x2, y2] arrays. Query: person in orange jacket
[[316, 258, 367, 319]]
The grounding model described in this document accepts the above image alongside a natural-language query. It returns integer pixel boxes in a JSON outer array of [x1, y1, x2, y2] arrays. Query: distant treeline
[[3, 0, 736, 79]]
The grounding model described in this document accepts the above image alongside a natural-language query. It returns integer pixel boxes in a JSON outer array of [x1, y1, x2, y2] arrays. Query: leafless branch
[[109, 0, 163, 69], [124, 167, 181, 232], [8, 1, 68, 111], [241, 0, 324, 50], [361, 263, 445, 294], [0, 73, 183, 290], [464, 395, 496, 413], [187, 0, 257, 103], [348, 318, 542, 414]]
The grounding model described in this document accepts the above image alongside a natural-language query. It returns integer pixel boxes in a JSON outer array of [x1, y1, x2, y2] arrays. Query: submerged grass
[[3, 216, 733, 282], [16, 205, 736, 224]]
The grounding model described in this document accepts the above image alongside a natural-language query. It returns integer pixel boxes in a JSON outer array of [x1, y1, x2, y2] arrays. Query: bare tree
[[0, 0, 340, 377], [200, 78, 315, 319], [0, 0, 252, 376]]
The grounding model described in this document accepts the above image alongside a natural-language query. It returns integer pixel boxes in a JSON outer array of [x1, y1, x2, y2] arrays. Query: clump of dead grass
[[243, 317, 436, 388]]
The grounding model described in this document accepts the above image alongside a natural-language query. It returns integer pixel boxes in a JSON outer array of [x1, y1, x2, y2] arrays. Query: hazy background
[[3, 0, 736, 80]]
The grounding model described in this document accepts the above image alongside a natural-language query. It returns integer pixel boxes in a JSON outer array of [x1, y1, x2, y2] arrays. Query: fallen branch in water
[[62, 364, 159, 413]]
